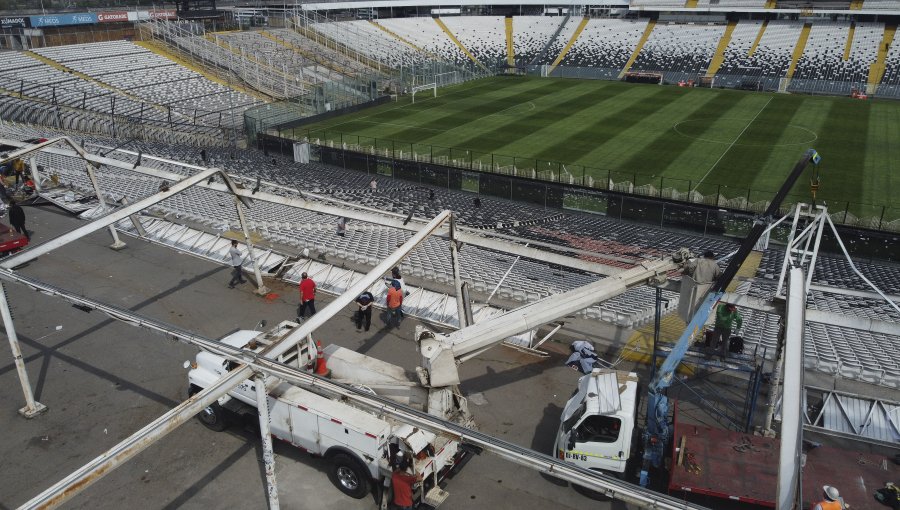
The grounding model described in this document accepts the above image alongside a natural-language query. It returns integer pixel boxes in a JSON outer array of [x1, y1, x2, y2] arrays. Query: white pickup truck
[[553, 368, 642, 493], [186, 321, 466, 506]]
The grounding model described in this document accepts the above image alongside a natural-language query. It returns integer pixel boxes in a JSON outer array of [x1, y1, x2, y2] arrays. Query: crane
[[640, 149, 821, 487]]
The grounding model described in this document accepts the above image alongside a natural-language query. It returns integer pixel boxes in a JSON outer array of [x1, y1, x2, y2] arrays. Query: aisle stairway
[[548, 16, 590, 74], [505, 16, 515, 67], [747, 20, 768, 57], [619, 20, 657, 78], [707, 21, 737, 77], [868, 25, 896, 93], [434, 17, 487, 69]]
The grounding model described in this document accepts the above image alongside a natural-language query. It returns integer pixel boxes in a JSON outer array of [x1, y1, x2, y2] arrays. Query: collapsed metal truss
[[0, 138, 709, 510], [3, 136, 897, 510]]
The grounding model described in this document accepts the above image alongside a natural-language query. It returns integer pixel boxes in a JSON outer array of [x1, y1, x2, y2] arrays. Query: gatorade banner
[[97, 11, 129, 23], [149, 10, 177, 20]]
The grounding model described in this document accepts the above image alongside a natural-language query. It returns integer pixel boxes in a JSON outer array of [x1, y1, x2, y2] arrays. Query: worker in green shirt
[[713, 302, 742, 359]]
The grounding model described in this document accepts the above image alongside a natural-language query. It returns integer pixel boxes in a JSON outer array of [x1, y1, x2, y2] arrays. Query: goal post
[[411, 83, 436, 103]]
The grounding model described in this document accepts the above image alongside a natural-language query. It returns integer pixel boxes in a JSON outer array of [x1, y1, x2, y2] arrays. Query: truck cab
[[553, 369, 640, 478]]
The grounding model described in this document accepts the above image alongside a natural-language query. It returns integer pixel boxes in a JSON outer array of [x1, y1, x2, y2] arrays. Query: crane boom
[[640, 149, 821, 487], [418, 252, 689, 388]]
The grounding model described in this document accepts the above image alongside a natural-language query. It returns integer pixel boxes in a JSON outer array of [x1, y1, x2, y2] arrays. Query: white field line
[[692, 96, 773, 192]]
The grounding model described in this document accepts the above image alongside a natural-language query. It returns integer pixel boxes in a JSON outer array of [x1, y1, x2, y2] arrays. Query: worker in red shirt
[[391, 459, 421, 510], [812, 485, 846, 510], [297, 272, 316, 321]]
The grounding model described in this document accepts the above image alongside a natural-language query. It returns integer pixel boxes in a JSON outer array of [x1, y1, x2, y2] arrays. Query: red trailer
[[669, 402, 899, 509], [0, 223, 28, 254]]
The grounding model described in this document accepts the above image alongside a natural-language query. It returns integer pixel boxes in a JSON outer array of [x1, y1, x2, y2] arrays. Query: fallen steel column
[[234, 195, 269, 295], [20, 366, 252, 510], [0, 281, 46, 418], [448, 213, 467, 328], [84, 161, 126, 250], [255, 373, 280, 510], [17, 211, 452, 508], [2, 138, 624, 277], [0, 166, 221, 269]]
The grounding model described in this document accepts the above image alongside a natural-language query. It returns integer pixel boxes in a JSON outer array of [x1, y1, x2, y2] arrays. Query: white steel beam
[[17, 211, 451, 508], [421, 257, 676, 387], [233, 195, 269, 294], [2, 263, 706, 510], [720, 292, 900, 336], [2, 139, 625, 277], [0, 166, 222, 270], [0, 282, 46, 418], [776, 268, 806, 510], [255, 373, 280, 510], [449, 214, 467, 327]]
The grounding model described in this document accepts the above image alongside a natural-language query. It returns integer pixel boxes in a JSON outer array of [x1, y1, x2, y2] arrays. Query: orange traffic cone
[[315, 341, 329, 376]]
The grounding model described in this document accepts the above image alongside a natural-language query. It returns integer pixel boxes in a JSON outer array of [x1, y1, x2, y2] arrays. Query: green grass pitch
[[291, 76, 899, 221]]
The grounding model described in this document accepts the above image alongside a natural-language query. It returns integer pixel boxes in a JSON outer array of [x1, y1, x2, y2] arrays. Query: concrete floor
[[0, 205, 637, 510], [3, 205, 894, 510]]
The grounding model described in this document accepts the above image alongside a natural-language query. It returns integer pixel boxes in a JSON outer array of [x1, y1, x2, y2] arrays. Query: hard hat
[[823, 485, 840, 501]]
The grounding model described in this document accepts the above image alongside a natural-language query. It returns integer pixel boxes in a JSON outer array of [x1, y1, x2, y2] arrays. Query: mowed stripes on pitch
[[297, 77, 897, 214]]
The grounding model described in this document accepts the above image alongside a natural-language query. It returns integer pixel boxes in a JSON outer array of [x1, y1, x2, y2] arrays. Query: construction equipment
[[640, 149, 821, 487], [186, 250, 692, 507]]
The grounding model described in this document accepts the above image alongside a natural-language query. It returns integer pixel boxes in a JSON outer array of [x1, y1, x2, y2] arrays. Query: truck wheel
[[189, 386, 228, 432], [328, 453, 370, 499], [197, 402, 229, 432]]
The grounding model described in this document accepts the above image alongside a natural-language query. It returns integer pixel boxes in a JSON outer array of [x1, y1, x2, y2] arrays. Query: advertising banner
[[97, 11, 129, 23], [128, 9, 177, 21], [149, 10, 177, 20], [30, 13, 98, 28], [0, 16, 29, 28]]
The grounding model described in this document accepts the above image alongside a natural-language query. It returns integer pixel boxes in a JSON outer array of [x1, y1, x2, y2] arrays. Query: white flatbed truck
[[187, 322, 464, 507], [553, 369, 642, 483]]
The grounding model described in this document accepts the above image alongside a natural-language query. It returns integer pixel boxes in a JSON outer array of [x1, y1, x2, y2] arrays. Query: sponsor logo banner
[[1, 16, 29, 28], [97, 11, 129, 23], [30, 13, 98, 27], [149, 10, 177, 20]]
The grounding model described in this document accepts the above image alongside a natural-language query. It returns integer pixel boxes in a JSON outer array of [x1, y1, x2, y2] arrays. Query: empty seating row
[[789, 22, 882, 95], [628, 22, 726, 82], [31, 40, 262, 128], [557, 19, 650, 78], [5, 122, 899, 387]]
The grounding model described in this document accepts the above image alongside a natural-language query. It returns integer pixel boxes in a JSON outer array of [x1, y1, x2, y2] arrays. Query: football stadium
[[0, 1, 898, 509]]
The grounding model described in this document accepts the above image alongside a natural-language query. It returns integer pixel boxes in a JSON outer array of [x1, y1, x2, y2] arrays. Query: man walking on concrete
[[297, 272, 317, 320], [227, 239, 246, 288]]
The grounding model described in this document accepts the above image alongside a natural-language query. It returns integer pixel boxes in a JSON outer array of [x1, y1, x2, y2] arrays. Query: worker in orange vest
[[812, 485, 846, 510]]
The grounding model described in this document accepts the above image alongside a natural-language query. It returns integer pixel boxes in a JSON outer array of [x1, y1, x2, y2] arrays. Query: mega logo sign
[[30, 13, 98, 27], [97, 11, 129, 23], [0, 16, 29, 28]]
